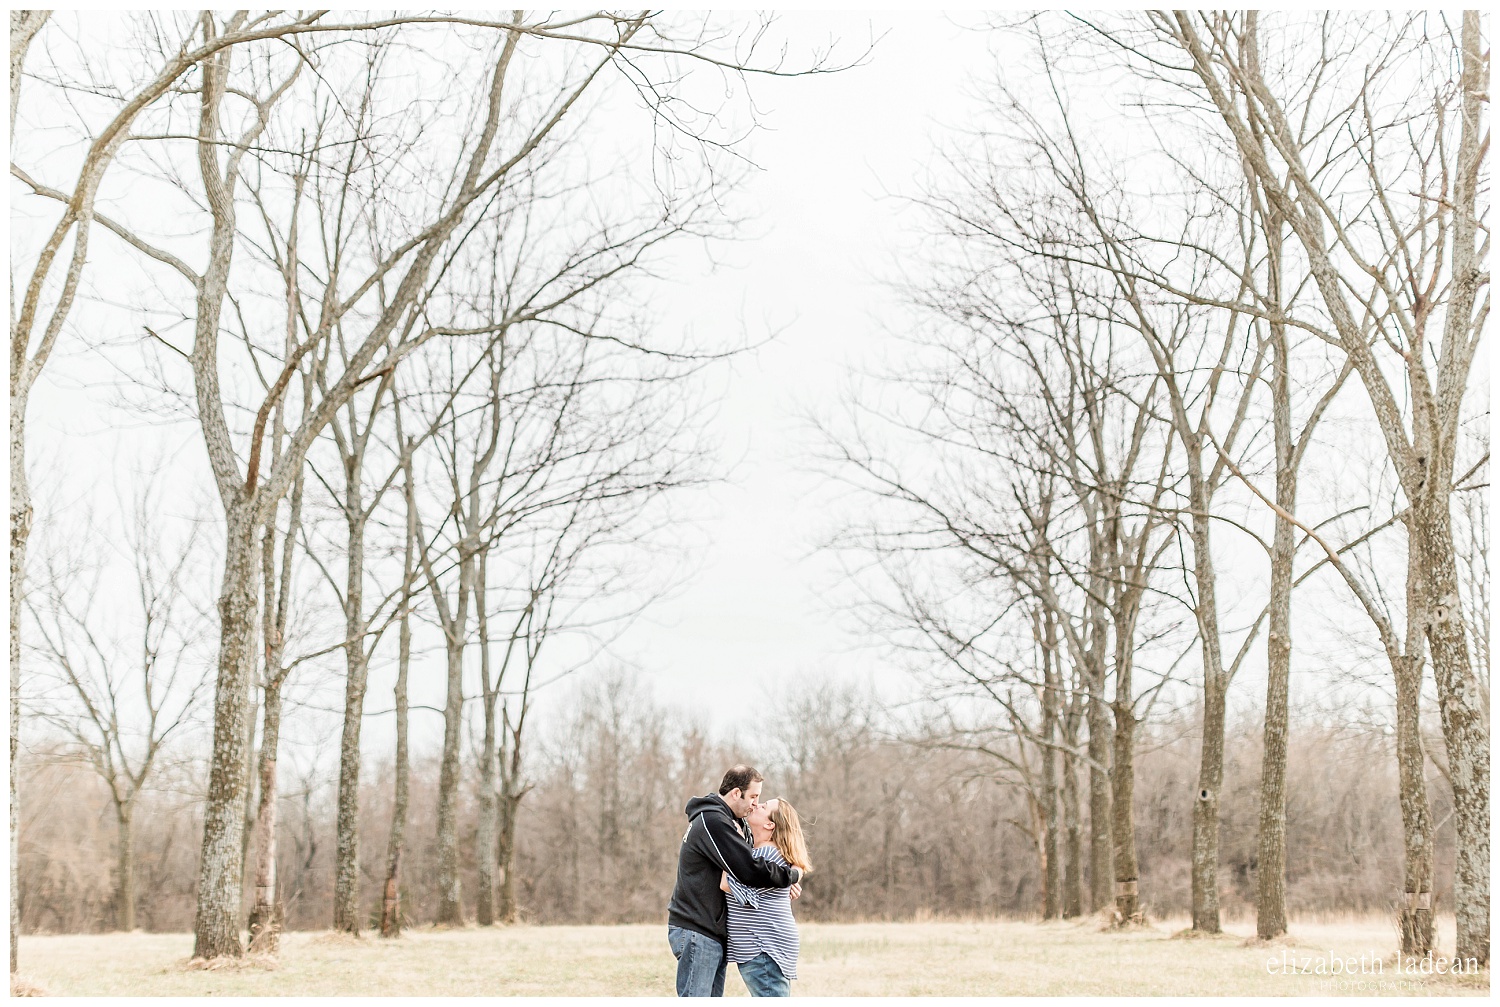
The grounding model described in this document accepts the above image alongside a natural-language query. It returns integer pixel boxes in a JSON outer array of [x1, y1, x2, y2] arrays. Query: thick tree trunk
[[1061, 745, 1083, 919], [1187, 487, 1227, 935], [496, 787, 521, 924], [115, 803, 136, 932], [247, 680, 282, 952], [1192, 678, 1226, 934], [1413, 490, 1489, 965], [1110, 634, 1140, 923], [192, 504, 261, 959], [333, 501, 368, 935], [1256, 513, 1293, 940], [1256, 281, 1294, 941], [1417, 24, 1487, 963], [1086, 656, 1113, 914]]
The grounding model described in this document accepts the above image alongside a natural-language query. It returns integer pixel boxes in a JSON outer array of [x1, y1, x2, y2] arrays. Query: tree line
[[17, 672, 1457, 933]]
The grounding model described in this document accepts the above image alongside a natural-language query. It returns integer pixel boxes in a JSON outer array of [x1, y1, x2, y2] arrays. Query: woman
[[719, 798, 812, 997]]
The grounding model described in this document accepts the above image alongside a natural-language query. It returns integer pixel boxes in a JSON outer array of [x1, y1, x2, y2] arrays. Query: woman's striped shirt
[[725, 844, 800, 980]]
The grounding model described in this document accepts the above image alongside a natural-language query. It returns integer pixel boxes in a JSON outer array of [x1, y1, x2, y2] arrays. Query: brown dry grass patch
[[10, 974, 49, 996]]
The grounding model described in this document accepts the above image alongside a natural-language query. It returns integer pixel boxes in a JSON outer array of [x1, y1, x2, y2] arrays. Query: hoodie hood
[[685, 792, 733, 821]]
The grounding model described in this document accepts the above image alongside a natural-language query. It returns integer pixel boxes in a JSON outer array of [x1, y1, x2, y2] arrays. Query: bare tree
[[24, 477, 209, 934]]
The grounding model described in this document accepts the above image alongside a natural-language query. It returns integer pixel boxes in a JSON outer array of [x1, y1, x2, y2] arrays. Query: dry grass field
[[14, 915, 1488, 997]]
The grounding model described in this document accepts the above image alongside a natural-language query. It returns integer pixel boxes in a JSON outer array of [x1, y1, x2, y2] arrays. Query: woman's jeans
[[737, 953, 791, 997], [667, 925, 726, 997]]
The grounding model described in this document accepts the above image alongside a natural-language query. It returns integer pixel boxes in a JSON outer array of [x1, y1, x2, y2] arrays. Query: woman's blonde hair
[[768, 799, 812, 874]]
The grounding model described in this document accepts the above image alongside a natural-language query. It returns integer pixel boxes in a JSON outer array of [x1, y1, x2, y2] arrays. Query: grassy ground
[[15, 915, 1488, 996]]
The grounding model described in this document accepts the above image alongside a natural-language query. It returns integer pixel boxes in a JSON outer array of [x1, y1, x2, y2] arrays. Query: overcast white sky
[[603, 13, 1003, 727]]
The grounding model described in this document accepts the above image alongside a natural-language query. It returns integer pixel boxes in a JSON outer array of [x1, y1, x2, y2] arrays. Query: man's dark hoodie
[[667, 793, 802, 943]]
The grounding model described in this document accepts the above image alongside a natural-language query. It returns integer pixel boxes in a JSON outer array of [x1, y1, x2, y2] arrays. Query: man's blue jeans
[[737, 953, 790, 997], [668, 925, 726, 997]]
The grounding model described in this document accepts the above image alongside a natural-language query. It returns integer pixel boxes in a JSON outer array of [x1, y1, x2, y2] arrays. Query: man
[[667, 765, 803, 997]]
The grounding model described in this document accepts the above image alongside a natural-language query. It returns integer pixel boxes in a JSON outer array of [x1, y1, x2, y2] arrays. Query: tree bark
[[381, 626, 410, 937], [1039, 609, 1061, 920], [192, 504, 261, 959], [1416, 14, 1489, 965], [246, 679, 282, 952], [333, 489, 368, 935], [115, 803, 136, 932], [1256, 225, 1294, 941], [434, 546, 473, 926], [1394, 541, 1435, 956], [496, 661, 528, 924], [1188, 491, 1227, 935], [1413, 490, 1489, 964], [496, 784, 521, 923], [9, 11, 49, 132], [1086, 637, 1113, 914], [1038, 606, 1062, 924], [9, 11, 48, 965], [381, 454, 417, 939], [1061, 743, 1084, 919], [10, 398, 29, 973], [1109, 613, 1141, 923], [476, 556, 498, 926]]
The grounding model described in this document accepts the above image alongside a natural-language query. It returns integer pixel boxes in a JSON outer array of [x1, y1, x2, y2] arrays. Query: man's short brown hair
[[718, 764, 763, 796]]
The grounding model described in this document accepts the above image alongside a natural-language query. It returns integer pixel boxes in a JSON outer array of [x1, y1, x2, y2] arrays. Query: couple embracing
[[666, 765, 813, 997]]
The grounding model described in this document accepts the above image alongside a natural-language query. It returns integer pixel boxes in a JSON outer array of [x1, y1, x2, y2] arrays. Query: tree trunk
[[1256, 505, 1293, 939], [1192, 677, 1226, 934], [1061, 744, 1083, 919], [1416, 19, 1488, 965], [1040, 613, 1061, 920], [247, 679, 282, 952], [434, 549, 472, 926], [496, 787, 521, 924], [475, 558, 497, 926], [1086, 649, 1113, 913], [333, 499, 368, 935], [192, 503, 261, 960], [115, 802, 136, 932], [1394, 642, 1435, 955], [1256, 244, 1294, 941], [381, 632, 410, 938], [381, 463, 416, 939], [1110, 587, 1142, 924], [1187, 480, 1227, 935], [1413, 488, 1489, 965], [10, 396, 29, 973], [239, 681, 259, 887]]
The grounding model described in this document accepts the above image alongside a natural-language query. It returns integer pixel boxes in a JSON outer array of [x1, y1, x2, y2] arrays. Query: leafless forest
[[9, 8, 1490, 975]]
